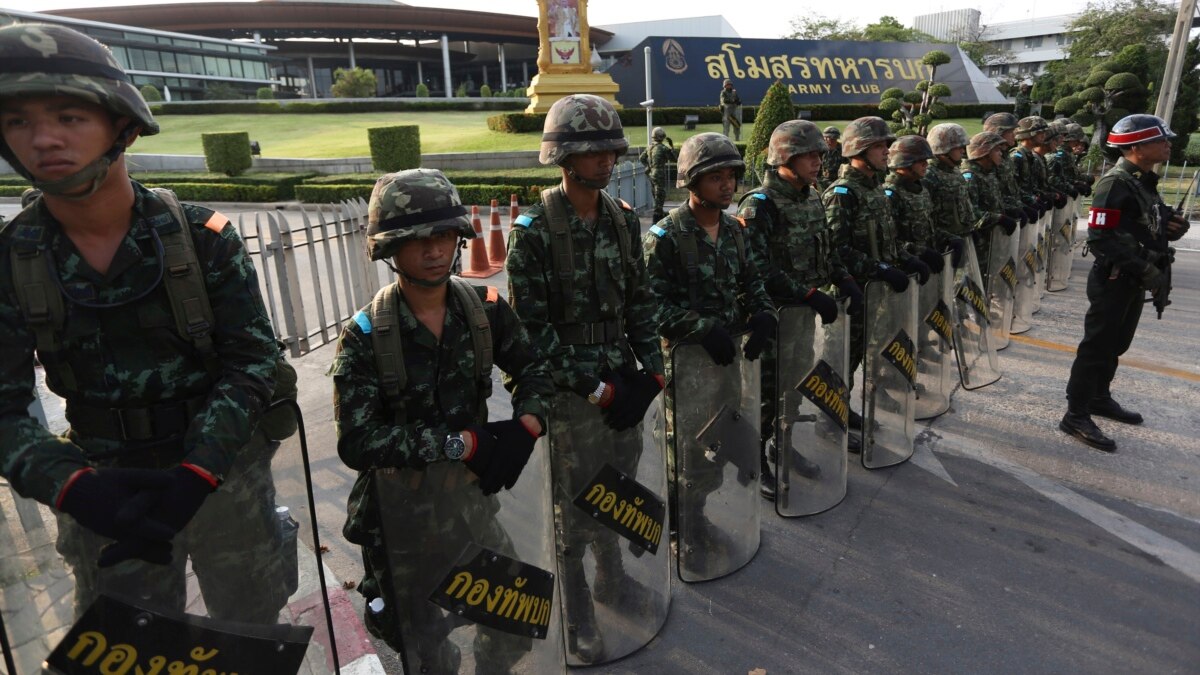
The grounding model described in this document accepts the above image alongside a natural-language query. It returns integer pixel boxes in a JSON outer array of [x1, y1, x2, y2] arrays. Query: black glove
[[1167, 216, 1190, 241], [1140, 264, 1167, 293], [947, 237, 967, 269], [802, 288, 839, 324], [836, 275, 864, 314], [999, 214, 1019, 236], [918, 247, 945, 274], [464, 425, 504, 495], [901, 256, 931, 285], [481, 419, 539, 490], [874, 263, 910, 292], [1053, 192, 1068, 209], [742, 311, 777, 361], [1022, 205, 1039, 223], [131, 465, 216, 541], [602, 368, 663, 431], [1151, 247, 1176, 270], [700, 324, 737, 366], [57, 468, 174, 566], [1067, 188, 1079, 199]]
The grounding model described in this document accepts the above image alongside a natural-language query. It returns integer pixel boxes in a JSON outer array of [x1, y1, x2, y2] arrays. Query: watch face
[[444, 435, 467, 461]]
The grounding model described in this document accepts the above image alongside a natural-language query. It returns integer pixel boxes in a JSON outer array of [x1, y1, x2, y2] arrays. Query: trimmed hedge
[[128, 172, 314, 199], [201, 131, 252, 177], [296, 183, 541, 204], [0, 185, 29, 197], [140, 183, 279, 202], [302, 173, 559, 188], [149, 98, 526, 115], [368, 126, 421, 172]]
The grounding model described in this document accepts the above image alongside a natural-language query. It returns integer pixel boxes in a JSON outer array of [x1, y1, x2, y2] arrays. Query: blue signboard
[[608, 37, 1003, 107]]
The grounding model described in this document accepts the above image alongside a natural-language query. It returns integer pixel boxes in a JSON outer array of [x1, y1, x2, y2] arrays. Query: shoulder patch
[[1013, 151, 1023, 158], [751, 192, 768, 201], [485, 286, 499, 303], [740, 206, 758, 219], [734, 216, 748, 229], [649, 224, 668, 238], [203, 212, 230, 234], [884, 188, 895, 197], [963, 172, 973, 180], [352, 310, 372, 335], [514, 214, 534, 228], [617, 198, 633, 211], [833, 186, 850, 195]]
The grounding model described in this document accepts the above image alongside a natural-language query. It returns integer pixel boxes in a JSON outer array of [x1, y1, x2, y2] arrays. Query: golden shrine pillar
[[525, 0, 620, 113]]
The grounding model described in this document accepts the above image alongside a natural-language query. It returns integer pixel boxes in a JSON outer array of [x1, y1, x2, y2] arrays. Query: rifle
[[1150, 169, 1198, 319]]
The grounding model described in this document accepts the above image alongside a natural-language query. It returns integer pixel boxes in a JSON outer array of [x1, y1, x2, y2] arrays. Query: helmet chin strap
[[32, 124, 136, 201], [564, 164, 611, 191]]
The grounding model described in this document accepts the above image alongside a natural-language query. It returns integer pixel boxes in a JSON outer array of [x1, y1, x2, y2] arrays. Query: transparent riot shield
[[546, 391, 669, 667], [3, 401, 337, 675], [986, 226, 1017, 352], [861, 278, 918, 470], [914, 252, 954, 421], [953, 244, 1002, 391], [1032, 212, 1048, 310], [670, 337, 761, 583], [1047, 205, 1073, 292], [1010, 219, 1037, 335], [773, 302, 850, 518], [376, 436, 564, 675]]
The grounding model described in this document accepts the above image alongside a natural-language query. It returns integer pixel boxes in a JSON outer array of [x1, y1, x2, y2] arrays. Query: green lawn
[[128, 111, 993, 158]]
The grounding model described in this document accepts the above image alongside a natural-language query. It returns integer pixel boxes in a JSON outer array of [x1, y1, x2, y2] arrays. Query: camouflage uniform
[[961, 132, 1011, 279], [819, 127, 846, 189], [924, 124, 986, 240], [986, 113, 1036, 216], [333, 170, 552, 669], [883, 135, 944, 254], [0, 24, 289, 623], [720, 80, 742, 140], [1011, 117, 1051, 205], [1014, 84, 1031, 118], [639, 127, 674, 221]]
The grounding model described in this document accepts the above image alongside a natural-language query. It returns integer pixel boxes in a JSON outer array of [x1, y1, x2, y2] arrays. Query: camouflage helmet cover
[[723, 79, 732, 86], [822, 125, 841, 138], [651, 126, 666, 141], [676, 132, 744, 188], [983, 112, 1019, 133], [840, 116, 896, 158], [887, 135, 934, 169], [967, 131, 1008, 160], [366, 168, 476, 261], [767, 120, 826, 167], [1065, 122, 1087, 142], [1107, 114, 1176, 147], [1045, 119, 1067, 141], [927, 123, 970, 155], [0, 24, 159, 138], [1014, 116, 1049, 140], [539, 94, 628, 165]]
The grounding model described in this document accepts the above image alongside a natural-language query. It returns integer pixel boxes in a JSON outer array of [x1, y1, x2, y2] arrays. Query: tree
[[415, 82, 430, 97], [879, 50, 953, 135], [950, 24, 1013, 69], [783, 14, 863, 40], [331, 67, 377, 98], [745, 80, 795, 183], [139, 84, 162, 102], [203, 82, 241, 101], [861, 16, 936, 43]]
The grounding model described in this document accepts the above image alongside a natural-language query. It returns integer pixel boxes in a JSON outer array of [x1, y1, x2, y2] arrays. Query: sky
[[17, 0, 1097, 40]]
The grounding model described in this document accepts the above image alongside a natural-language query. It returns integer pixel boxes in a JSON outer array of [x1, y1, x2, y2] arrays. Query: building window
[[1024, 36, 1043, 49], [1056, 33, 1066, 45]]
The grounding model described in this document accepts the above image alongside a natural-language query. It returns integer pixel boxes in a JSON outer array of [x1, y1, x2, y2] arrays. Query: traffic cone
[[509, 193, 520, 223], [488, 199, 507, 266], [461, 205, 499, 278]]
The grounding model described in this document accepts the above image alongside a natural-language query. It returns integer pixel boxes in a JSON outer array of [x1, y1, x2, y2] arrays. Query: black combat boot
[[1059, 411, 1116, 452], [759, 451, 777, 501], [848, 410, 863, 430], [847, 432, 862, 453], [563, 558, 605, 663], [1087, 396, 1143, 425], [593, 542, 653, 611]]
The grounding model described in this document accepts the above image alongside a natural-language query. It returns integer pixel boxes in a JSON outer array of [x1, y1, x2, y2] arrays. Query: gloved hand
[[700, 324, 736, 366], [874, 263, 910, 292], [947, 237, 967, 269], [1036, 195, 1052, 215], [1066, 187, 1079, 199], [802, 287, 839, 324], [1053, 192, 1068, 209], [999, 214, 1019, 236], [836, 275, 864, 314], [1022, 205, 1039, 223], [463, 425, 503, 495], [482, 419, 540, 490], [132, 465, 217, 541], [1140, 263, 1167, 293], [742, 311, 777, 361], [602, 368, 663, 431], [918, 247, 945, 274], [1167, 215, 1190, 241], [57, 467, 174, 566], [901, 255, 931, 285], [1149, 246, 1176, 270]]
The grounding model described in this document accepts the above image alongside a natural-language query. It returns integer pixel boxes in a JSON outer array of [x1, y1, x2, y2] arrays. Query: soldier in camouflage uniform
[[819, 126, 846, 189], [961, 131, 1020, 279], [823, 118, 930, 429], [1037, 121, 1074, 204], [505, 94, 666, 663], [333, 169, 552, 671], [644, 132, 775, 543], [0, 24, 291, 623], [1014, 82, 1032, 118], [884, 135, 962, 272], [1012, 116, 1063, 211], [924, 124, 989, 251], [738, 120, 860, 495], [1046, 121, 1088, 199], [985, 112, 1041, 224], [639, 126, 674, 222], [720, 79, 743, 140]]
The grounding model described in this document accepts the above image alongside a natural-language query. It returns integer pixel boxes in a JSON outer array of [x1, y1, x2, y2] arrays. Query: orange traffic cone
[[509, 193, 520, 223], [462, 205, 499, 278], [488, 199, 507, 266]]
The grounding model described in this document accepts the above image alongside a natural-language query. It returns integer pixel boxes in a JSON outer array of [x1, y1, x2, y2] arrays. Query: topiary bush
[[744, 80, 795, 183], [415, 82, 430, 97], [480, 84, 492, 98], [140, 85, 162, 102], [367, 125, 421, 172], [256, 87, 275, 100], [201, 131, 253, 177]]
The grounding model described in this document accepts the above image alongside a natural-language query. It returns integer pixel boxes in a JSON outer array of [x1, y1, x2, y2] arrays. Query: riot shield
[[1032, 212, 1047, 310], [953, 244, 1002, 390], [3, 401, 337, 675], [670, 337, 761, 583], [546, 391, 669, 666], [860, 278, 918, 470], [773, 302, 850, 518], [1010, 219, 1037, 335], [1046, 203, 1073, 292], [376, 436, 564, 674], [986, 226, 1017, 351], [913, 252, 954, 420]]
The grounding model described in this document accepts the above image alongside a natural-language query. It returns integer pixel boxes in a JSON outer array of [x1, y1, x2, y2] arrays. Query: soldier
[[1012, 116, 1063, 212], [333, 169, 554, 672], [0, 24, 294, 624], [639, 126, 674, 222], [1047, 121, 1087, 199], [985, 112, 1040, 225], [819, 126, 846, 188], [506, 94, 667, 664], [961, 131, 1020, 278], [720, 79, 743, 141], [739, 120, 862, 496], [884, 135, 962, 272], [1014, 82, 1032, 118], [924, 123, 988, 257], [1035, 120, 1073, 204], [823, 117, 930, 436], [1061, 115, 1189, 451]]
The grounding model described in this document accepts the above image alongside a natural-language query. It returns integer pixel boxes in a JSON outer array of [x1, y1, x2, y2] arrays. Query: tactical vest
[[9, 189, 298, 443], [738, 187, 830, 283], [659, 207, 748, 310], [366, 277, 494, 426], [884, 179, 936, 247], [1104, 165, 1161, 243], [828, 177, 899, 261]]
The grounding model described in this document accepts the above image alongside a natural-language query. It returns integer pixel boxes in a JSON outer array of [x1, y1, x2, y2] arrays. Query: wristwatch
[[586, 381, 608, 406], [443, 433, 467, 461]]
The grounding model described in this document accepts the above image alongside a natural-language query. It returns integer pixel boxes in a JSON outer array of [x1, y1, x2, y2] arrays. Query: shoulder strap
[[8, 206, 75, 388], [368, 282, 407, 424], [449, 277, 494, 410], [731, 216, 748, 268], [540, 186, 576, 323], [597, 190, 635, 305], [669, 208, 701, 308]]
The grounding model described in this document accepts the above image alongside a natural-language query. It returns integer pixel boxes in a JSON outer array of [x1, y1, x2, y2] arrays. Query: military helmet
[[983, 112, 1019, 133], [927, 123, 970, 155], [723, 79, 732, 86], [1065, 123, 1087, 143], [823, 126, 841, 138], [887, 135, 934, 169], [539, 94, 628, 166], [651, 126, 666, 141], [767, 120, 826, 167], [1045, 119, 1067, 141], [967, 131, 1008, 160], [1107, 114, 1176, 147], [366, 169, 476, 261], [676, 132, 744, 188], [840, 116, 896, 158], [1014, 116, 1050, 140]]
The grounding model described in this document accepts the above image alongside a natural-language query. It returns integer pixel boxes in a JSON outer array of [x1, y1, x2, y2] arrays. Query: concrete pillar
[[252, 30, 262, 44], [306, 54, 317, 98], [348, 39, 356, 69], [441, 34, 452, 98], [498, 44, 508, 92], [482, 64, 488, 88], [522, 61, 529, 86], [417, 60, 424, 90]]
